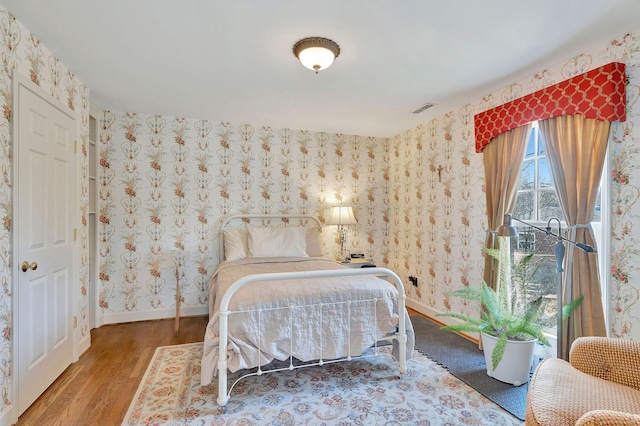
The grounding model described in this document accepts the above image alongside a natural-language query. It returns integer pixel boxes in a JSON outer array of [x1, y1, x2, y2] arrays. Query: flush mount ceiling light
[[293, 37, 341, 74]]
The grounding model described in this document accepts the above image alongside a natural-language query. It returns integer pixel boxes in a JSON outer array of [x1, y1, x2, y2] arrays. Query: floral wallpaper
[[388, 108, 485, 322], [97, 114, 389, 318], [606, 34, 640, 338], [0, 7, 90, 414], [392, 31, 640, 341]]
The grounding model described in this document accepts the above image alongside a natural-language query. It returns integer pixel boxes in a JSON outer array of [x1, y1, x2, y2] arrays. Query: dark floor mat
[[412, 315, 528, 421]]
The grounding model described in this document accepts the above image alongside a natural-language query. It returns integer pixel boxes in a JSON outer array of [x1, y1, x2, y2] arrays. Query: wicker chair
[[526, 337, 640, 425]]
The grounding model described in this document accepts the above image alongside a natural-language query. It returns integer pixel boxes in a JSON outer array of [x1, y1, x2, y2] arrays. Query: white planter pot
[[481, 332, 536, 386]]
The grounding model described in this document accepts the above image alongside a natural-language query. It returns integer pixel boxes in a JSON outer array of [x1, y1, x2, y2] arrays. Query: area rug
[[412, 315, 529, 421], [123, 343, 523, 425]]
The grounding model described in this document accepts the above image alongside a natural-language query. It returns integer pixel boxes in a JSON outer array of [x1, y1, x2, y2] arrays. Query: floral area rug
[[122, 343, 523, 425]]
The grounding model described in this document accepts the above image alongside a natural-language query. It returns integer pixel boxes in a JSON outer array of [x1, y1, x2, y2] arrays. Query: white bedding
[[201, 257, 414, 386]]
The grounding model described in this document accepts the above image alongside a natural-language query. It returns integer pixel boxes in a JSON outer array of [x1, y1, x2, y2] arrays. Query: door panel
[[26, 275, 47, 364], [53, 157, 69, 244], [28, 151, 47, 248], [53, 268, 70, 347], [16, 78, 76, 415]]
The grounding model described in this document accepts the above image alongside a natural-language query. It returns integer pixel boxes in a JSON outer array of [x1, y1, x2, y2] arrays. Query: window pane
[[520, 160, 534, 190], [514, 191, 534, 221], [592, 188, 601, 222], [512, 228, 558, 329], [517, 229, 536, 252], [538, 190, 563, 221], [538, 129, 545, 156], [526, 129, 535, 158], [538, 158, 553, 188]]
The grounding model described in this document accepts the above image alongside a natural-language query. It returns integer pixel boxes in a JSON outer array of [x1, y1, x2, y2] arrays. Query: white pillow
[[224, 229, 248, 261], [306, 227, 323, 257], [248, 227, 308, 258]]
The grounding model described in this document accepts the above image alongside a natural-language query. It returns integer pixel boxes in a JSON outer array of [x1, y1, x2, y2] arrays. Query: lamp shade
[[497, 213, 518, 237], [326, 206, 357, 226], [293, 37, 341, 73]]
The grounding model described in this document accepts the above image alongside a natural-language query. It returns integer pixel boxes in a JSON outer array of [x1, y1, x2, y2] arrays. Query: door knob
[[21, 261, 37, 272]]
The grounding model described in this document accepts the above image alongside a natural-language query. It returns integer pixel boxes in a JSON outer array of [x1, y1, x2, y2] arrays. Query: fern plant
[[438, 246, 583, 370]]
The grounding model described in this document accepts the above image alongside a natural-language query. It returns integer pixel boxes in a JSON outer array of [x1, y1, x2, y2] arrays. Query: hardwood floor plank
[[17, 315, 209, 425], [17, 312, 419, 425], [16, 367, 84, 426], [129, 347, 153, 379]]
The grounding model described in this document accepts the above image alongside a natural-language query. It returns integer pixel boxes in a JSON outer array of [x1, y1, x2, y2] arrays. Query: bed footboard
[[216, 267, 407, 407]]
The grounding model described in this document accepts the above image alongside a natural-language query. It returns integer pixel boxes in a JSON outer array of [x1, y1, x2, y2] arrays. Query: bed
[[201, 214, 415, 407]]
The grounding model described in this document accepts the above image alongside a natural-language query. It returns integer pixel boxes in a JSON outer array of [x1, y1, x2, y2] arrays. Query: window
[[513, 123, 563, 222], [511, 122, 608, 334], [514, 123, 602, 223]]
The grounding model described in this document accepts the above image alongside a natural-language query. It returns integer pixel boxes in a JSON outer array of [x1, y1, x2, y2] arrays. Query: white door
[[14, 77, 76, 415]]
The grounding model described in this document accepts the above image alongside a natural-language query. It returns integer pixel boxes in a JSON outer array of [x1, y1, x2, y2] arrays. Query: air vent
[[412, 103, 435, 114]]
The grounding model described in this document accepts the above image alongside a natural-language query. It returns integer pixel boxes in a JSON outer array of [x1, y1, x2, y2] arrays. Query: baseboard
[[78, 334, 91, 358], [406, 298, 442, 320], [102, 305, 208, 325], [0, 403, 15, 426], [406, 298, 479, 343]]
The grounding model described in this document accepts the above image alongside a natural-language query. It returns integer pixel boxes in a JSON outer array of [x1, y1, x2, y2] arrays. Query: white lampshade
[[326, 206, 357, 226], [293, 37, 341, 74]]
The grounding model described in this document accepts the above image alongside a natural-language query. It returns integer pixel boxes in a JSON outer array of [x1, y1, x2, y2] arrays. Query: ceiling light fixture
[[293, 37, 341, 74]]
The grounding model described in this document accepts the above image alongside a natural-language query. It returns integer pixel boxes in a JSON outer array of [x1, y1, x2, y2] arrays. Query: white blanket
[[201, 257, 414, 386]]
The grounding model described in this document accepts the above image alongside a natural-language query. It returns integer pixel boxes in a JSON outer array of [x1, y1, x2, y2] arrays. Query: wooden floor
[[17, 310, 426, 425], [17, 315, 209, 426]]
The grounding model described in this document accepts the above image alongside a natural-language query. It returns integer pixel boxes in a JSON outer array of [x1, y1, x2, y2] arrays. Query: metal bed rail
[[216, 267, 407, 406]]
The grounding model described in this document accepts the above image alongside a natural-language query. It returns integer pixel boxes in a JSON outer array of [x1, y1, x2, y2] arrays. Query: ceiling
[[3, 1, 640, 138]]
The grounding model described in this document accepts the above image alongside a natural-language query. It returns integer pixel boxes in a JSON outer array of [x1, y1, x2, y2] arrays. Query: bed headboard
[[218, 214, 322, 263]]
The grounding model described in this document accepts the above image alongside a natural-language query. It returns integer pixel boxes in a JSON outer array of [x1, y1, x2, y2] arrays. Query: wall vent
[[412, 103, 435, 114]]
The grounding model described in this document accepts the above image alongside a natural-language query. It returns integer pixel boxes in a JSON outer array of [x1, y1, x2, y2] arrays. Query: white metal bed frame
[[215, 214, 408, 407]]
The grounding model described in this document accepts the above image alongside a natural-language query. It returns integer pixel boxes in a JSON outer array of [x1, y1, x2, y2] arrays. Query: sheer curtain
[[482, 124, 531, 290], [538, 115, 608, 358]]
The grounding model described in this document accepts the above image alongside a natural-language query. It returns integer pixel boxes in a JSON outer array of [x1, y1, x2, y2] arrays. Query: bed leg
[[398, 332, 407, 375], [398, 295, 407, 375], [217, 360, 229, 407], [218, 311, 230, 407]]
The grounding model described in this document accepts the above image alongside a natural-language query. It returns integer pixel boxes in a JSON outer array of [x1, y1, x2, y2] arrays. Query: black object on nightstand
[[340, 260, 376, 268]]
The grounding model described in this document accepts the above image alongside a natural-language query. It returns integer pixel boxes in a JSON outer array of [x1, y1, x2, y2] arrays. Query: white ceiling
[[3, 1, 640, 137]]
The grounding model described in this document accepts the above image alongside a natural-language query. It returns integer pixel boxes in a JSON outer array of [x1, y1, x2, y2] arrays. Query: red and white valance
[[474, 62, 626, 153]]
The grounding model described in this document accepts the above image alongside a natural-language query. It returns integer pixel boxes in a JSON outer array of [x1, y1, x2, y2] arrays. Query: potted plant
[[438, 246, 582, 386]]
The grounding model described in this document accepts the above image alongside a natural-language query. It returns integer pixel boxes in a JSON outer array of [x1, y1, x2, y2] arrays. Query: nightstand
[[339, 261, 390, 281], [339, 260, 376, 268]]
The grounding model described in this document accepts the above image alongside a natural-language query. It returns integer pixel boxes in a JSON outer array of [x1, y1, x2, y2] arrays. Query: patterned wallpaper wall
[[607, 34, 640, 338], [0, 8, 90, 414], [388, 109, 485, 322], [392, 30, 640, 341], [97, 114, 390, 318]]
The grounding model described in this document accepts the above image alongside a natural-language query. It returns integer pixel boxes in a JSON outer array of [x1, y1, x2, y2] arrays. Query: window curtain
[[538, 115, 608, 359], [482, 124, 531, 290]]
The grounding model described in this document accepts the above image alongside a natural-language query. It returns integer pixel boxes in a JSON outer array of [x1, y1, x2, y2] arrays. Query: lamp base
[[337, 226, 351, 263], [335, 249, 350, 263]]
